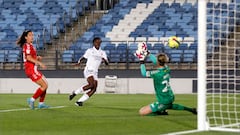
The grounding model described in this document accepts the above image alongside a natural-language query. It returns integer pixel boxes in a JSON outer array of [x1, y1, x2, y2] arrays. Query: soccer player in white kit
[[69, 37, 109, 106]]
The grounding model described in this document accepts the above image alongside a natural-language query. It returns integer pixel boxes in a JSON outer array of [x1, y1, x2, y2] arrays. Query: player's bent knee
[[88, 83, 95, 89], [139, 108, 146, 116], [41, 83, 48, 91]]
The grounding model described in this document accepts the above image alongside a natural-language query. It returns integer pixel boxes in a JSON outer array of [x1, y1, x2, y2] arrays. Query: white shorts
[[84, 67, 98, 80]]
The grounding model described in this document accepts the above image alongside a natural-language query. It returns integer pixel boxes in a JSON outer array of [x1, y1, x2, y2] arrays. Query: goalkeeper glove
[[135, 50, 147, 61]]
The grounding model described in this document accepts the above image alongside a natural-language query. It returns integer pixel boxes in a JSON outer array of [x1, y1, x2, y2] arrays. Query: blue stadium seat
[[0, 50, 6, 63], [109, 52, 121, 63], [62, 50, 74, 63], [0, 44, 15, 50], [189, 43, 197, 50], [128, 43, 138, 50], [183, 53, 195, 63], [148, 50, 159, 55], [168, 50, 183, 63], [152, 43, 164, 52], [183, 49, 196, 63], [178, 43, 188, 50], [7, 50, 20, 63], [79, 43, 91, 50], [52, 25, 59, 39], [117, 43, 127, 50], [170, 54, 182, 63], [73, 50, 85, 62], [104, 43, 116, 50], [2, 0, 232, 65]]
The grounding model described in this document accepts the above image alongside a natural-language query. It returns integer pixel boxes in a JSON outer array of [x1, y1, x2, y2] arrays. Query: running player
[[16, 30, 49, 110], [138, 53, 197, 116], [69, 37, 109, 106]]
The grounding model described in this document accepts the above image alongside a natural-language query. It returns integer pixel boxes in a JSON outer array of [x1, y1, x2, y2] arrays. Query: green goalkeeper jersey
[[140, 54, 174, 104]]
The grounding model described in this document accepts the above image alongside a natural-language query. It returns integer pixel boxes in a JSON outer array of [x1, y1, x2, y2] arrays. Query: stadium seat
[[183, 53, 195, 63], [73, 50, 85, 62], [183, 49, 196, 63], [109, 53, 121, 63], [104, 44, 116, 50], [7, 52, 20, 63], [178, 43, 188, 50], [170, 54, 182, 63], [1, 0, 233, 67], [62, 50, 74, 63], [117, 43, 127, 50], [152, 43, 164, 52], [80, 43, 92, 50], [189, 43, 197, 50], [0, 50, 6, 63]]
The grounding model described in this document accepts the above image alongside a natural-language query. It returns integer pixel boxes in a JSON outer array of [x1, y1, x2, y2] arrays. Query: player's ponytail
[[16, 30, 32, 48], [157, 53, 169, 66]]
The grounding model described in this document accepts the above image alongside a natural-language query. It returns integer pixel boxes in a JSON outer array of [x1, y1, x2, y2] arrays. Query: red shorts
[[25, 68, 43, 82]]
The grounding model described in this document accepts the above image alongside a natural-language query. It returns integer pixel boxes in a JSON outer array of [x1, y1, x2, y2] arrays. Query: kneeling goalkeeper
[[138, 51, 197, 116]]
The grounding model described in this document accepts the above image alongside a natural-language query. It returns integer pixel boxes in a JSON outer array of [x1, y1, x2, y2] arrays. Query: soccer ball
[[168, 36, 180, 48]]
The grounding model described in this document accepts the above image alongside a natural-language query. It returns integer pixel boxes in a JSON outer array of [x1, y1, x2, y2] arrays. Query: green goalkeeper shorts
[[150, 101, 172, 112]]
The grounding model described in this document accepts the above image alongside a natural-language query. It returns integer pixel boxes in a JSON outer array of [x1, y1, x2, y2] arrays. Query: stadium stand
[[0, 0, 238, 70], [63, 0, 199, 66], [0, 0, 93, 65]]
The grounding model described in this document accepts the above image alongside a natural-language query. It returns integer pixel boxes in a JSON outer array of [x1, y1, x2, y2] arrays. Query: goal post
[[197, 0, 207, 131], [198, 0, 240, 133]]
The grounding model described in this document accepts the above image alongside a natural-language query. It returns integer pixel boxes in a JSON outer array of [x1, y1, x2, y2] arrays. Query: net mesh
[[206, 0, 240, 130]]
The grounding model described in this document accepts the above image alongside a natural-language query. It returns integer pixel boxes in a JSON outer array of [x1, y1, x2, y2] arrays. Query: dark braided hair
[[93, 37, 101, 43]]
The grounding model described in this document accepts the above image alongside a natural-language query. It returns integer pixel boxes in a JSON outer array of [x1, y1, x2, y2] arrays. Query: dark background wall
[[0, 69, 197, 78]]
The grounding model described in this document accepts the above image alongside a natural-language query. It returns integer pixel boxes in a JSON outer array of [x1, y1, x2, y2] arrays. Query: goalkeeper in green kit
[[135, 43, 197, 116]]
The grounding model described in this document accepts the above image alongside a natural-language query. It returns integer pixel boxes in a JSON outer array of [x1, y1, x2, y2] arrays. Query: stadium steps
[[51, 12, 104, 70], [106, 0, 162, 41]]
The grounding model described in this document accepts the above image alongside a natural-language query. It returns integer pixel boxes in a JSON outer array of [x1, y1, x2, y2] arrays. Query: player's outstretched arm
[[102, 58, 109, 65], [140, 64, 147, 77], [75, 57, 86, 65], [149, 53, 157, 65]]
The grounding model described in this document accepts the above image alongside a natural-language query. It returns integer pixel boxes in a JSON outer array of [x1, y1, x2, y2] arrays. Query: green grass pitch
[[0, 94, 238, 135]]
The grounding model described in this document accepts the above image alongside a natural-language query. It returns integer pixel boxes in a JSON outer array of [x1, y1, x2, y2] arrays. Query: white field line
[[0, 106, 67, 113], [162, 129, 201, 135]]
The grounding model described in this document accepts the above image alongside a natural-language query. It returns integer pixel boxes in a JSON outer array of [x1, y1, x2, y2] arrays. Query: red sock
[[39, 91, 46, 102], [32, 88, 44, 100]]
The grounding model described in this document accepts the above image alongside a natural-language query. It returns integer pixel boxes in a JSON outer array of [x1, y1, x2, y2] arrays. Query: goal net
[[198, 0, 240, 132]]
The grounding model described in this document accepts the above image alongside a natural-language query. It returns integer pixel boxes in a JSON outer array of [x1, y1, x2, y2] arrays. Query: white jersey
[[83, 47, 107, 72]]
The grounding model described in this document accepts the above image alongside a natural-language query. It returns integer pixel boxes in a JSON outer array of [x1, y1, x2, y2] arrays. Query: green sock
[[172, 104, 192, 112]]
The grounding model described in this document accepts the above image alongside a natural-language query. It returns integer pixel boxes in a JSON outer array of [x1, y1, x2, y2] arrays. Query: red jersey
[[22, 43, 42, 81]]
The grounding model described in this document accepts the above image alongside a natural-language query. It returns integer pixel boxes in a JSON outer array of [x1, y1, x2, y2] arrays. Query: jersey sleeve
[[140, 64, 151, 78], [149, 54, 157, 65], [83, 49, 90, 59], [24, 44, 31, 55], [102, 51, 108, 60]]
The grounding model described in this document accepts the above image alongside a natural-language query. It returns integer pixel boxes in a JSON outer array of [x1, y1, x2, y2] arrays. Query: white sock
[[74, 86, 84, 94], [30, 97, 35, 102], [78, 94, 89, 102]]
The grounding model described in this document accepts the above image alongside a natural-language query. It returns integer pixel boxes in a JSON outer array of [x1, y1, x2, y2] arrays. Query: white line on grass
[[0, 106, 67, 113], [162, 129, 201, 135]]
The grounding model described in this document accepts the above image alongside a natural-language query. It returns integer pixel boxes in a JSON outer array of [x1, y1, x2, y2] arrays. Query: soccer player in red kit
[[16, 30, 49, 109]]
